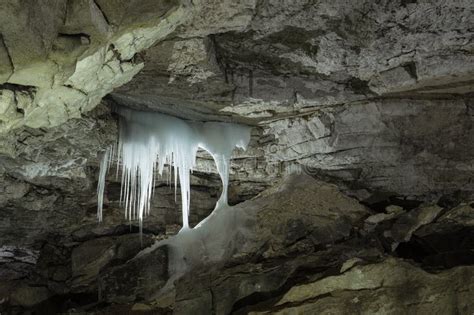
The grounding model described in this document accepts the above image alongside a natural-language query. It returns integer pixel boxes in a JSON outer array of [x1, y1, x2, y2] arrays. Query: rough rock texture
[[0, 0, 181, 132], [169, 175, 473, 315], [0, 0, 473, 314], [112, 0, 474, 118], [98, 245, 168, 304], [248, 258, 473, 315]]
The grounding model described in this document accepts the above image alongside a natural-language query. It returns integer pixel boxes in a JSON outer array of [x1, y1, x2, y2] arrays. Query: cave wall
[[0, 0, 473, 314]]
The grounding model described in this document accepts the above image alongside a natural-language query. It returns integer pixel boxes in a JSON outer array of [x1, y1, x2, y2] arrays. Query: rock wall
[[0, 0, 473, 314]]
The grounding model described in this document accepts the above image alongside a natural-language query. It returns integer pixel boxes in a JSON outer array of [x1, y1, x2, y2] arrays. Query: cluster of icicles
[[97, 106, 251, 230]]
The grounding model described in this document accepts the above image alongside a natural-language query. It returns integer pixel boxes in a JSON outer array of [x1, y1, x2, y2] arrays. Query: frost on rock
[[97, 106, 251, 230]]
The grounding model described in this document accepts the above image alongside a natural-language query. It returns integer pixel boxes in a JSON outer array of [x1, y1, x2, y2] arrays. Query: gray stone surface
[[98, 245, 168, 304], [0, 1, 473, 314], [171, 175, 474, 314]]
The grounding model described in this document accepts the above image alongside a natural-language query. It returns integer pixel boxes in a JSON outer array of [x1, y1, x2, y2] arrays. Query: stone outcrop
[[0, 0, 182, 132], [248, 258, 474, 315], [98, 245, 168, 304], [170, 175, 473, 314]]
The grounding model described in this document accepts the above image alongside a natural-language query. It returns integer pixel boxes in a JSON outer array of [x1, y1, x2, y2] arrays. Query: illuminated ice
[[97, 106, 251, 230]]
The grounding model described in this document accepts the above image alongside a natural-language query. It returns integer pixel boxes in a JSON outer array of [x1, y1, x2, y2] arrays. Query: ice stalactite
[[97, 146, 110, 222], [97, 106, 251, 230]]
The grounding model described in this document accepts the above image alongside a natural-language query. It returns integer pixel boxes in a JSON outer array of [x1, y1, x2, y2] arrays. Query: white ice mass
[[97, 106, 251, 230]]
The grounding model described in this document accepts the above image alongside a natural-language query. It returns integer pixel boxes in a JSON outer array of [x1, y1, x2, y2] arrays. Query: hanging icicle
[[97, 106, 251, 230]]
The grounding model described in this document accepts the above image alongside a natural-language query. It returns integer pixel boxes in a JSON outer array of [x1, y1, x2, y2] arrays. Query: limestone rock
[[0, 1, 473, 314], [262, 98, 474, 200], [252, 258, 474, 315], [98, 245, 168, 303], [245, 174, 370, 257], [0, 0, 181, 133], [391, 205, 444, 246], [402, 202, 474, 268], [173, 174, 374, 314], [0, 35, 13, 83], [10, 285, 51, 308], [0, 0, 66, 87], [70, 234, 154, 291]]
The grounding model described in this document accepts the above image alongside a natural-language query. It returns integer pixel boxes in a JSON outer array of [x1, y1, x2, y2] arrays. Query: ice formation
[[97, 106, 251, 230]]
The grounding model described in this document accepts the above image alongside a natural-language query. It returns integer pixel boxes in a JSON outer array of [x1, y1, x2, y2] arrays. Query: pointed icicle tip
[[97, 107, 251, 231]]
